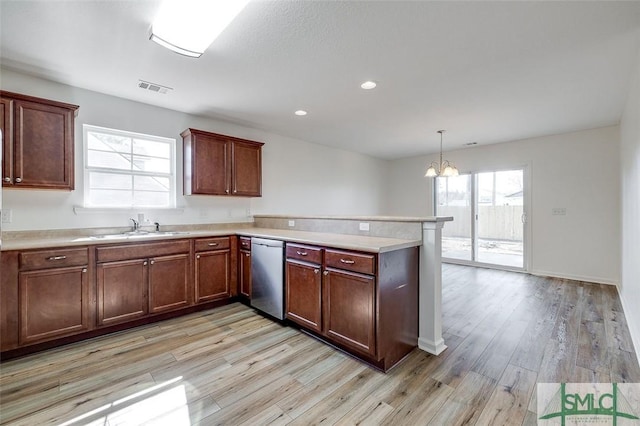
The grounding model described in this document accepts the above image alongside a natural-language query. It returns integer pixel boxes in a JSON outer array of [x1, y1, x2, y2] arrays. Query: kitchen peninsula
[[1, 215, 452, 369]]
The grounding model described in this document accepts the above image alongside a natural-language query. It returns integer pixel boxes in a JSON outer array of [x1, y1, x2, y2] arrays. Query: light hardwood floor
[[1, 264, 639, 425]]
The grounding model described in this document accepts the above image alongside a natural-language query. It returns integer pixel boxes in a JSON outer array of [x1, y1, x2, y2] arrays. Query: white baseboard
[[529, 269, 618, 286]]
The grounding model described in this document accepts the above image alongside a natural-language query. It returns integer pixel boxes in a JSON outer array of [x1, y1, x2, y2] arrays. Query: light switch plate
[[359, 222, 370, 231], [288, 220, 295, 227]]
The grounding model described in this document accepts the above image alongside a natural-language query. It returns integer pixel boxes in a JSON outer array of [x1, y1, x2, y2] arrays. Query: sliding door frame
[[435, 164, 531, 273]]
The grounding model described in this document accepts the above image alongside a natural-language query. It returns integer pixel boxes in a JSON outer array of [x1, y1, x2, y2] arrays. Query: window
[[83, 125, 176, 208]]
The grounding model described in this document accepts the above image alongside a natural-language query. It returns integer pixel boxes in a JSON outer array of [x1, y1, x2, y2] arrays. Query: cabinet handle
[[15, 177, 22, 183], [340, 259, 355, 264], [323, 270, 329, 276], [82, 268, 87, 273], [296, 251, 308, 256], [47, 255, 67, 261], [3, 177, 10, 182], [208, 243, 219, 247]]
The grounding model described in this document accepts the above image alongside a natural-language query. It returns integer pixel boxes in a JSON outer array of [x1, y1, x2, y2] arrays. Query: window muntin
[[83, 125, 176, 208]]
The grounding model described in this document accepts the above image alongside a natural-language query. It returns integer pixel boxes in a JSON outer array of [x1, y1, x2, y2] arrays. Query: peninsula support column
[[419, 220, 447, 355]]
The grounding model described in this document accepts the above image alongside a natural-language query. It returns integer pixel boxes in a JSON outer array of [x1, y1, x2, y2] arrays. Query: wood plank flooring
[[1, 264, 639, 425]]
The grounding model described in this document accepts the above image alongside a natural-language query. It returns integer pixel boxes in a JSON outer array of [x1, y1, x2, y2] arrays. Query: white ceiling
[[1, 1, 639, 159]]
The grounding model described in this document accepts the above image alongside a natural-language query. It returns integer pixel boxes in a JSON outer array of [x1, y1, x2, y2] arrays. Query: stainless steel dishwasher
[[250, 238, 285, 320]]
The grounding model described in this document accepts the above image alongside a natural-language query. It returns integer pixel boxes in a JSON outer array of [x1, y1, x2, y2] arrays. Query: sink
[[87, 231, 190, 240]]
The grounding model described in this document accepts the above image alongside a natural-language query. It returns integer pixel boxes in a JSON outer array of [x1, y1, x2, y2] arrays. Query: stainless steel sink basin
[[87, 231, 190, 240]]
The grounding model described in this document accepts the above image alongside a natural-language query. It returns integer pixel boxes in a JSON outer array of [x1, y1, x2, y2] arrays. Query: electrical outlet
[[1, 209, 12, 223], [552, 208, 566, 216], [359, 222, 370, 231], [288, 220, 295, 227]]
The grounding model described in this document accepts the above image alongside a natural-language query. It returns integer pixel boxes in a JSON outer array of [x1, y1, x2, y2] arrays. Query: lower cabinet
[[285, 243, 419, 371], [238, 237, 251, 298], [19, 265, 91, 345], [323, 268, 376, 357], [0, 247, 93, 350], [96, 240, 192, 327], [286, 259, 322, 333], [194, 237, 232, 303], [97, 259, 148, 326], [149, 254, 190, 313]]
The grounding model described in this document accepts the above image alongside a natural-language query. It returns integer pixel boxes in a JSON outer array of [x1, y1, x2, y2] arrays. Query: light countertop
[[1, 227, 421, 253]]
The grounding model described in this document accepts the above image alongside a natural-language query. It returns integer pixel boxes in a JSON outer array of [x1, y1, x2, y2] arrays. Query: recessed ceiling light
[[360, 81, 377, 90], [295, 110, 307, 116]]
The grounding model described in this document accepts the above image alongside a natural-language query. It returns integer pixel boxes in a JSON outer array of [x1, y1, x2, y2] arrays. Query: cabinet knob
[[3, 177, 10, 182], [15, 177, 22, 183], [245, 253, 250, 257], [323, 271, 329, 276], [150, 260, 155, 265], [225, 189, 229, 194], [143, 261, 148, 266], [314, 268, 319, 274], [82, 268, 87, 273], [197, 255, 201, 259]]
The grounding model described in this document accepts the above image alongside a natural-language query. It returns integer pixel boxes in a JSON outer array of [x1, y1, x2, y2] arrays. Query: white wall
[[620, 47, 640, 355], [0, 69, 387, 231], [385, 126, 621, 285]]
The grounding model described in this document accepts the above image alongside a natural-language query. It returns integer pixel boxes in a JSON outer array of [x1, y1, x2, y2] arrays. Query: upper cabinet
[[1, 91, 79, 190], [182, 128, 263, 197]]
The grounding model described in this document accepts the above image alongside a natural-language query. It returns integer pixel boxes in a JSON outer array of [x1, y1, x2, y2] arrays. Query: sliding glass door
[[436, 168, 526, 270]]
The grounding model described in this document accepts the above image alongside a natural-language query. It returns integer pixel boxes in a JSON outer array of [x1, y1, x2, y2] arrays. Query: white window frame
[[83, 124, 177, 209]]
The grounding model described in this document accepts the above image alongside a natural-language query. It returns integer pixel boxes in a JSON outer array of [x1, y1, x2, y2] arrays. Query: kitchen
[[2, 1, 640, 425]]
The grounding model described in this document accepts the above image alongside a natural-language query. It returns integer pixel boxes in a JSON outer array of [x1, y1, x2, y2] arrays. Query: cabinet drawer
[[20, 247, 88, 271], [239, 237, 251, 251], [194, 236, 230, 252], [286, 243, 322, 264], [325, 249, 375, 275], [97, 240, 190, 263]]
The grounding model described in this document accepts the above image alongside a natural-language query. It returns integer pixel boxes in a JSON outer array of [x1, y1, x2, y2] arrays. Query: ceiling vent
[[138, 80, 172, 94]]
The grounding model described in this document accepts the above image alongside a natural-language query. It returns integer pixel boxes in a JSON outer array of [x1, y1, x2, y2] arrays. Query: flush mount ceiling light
[[294, 110, 307, 116], [150, 0, 249, 58], [425, 130, 459, 178], [360, 81, 377, 90]]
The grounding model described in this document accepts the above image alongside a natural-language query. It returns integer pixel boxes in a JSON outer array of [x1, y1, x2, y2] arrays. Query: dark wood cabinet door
[[323, 268, 376, 357], [18, 266, 90, 345], [97, 259, 148, 326], [1, 97, 13, 186], [232, 141, 262, 196], [149, 253, 191, 314], [286, 260, 322, 332], [13, 99, 75, 190], [187, 131, 230, 195], [194, 249, 231, 303], [239, 249, 251, 297]]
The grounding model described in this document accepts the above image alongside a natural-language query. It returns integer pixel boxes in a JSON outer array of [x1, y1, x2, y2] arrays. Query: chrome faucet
[[130, 218, 140, 232]]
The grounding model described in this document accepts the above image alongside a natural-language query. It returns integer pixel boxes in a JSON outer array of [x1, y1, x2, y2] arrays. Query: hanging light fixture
[[425, 130, 459, 178]]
